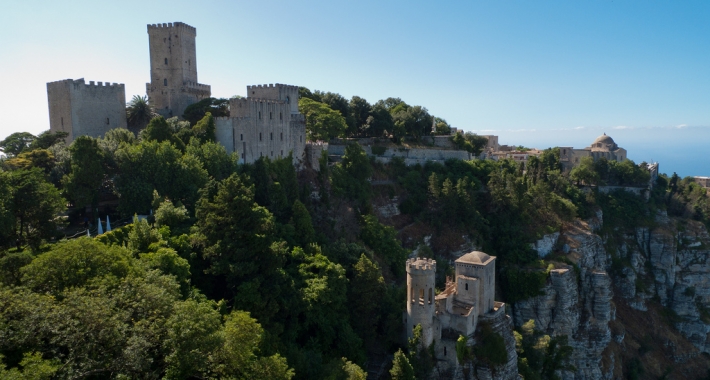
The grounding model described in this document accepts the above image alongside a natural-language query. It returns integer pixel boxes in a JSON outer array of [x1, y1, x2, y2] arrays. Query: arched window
[[419, 289, 424, 304]]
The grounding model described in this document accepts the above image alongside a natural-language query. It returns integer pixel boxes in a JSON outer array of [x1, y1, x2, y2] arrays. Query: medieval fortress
[[47, 22, 305, 165], [405, 251, 513, 371]]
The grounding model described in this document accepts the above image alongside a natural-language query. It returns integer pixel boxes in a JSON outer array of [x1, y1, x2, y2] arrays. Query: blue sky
[[1, 1, 708, 176]]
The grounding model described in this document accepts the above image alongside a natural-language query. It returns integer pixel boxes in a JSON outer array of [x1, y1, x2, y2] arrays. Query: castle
[[47, 22, 306, 165], [558, 133, 627, 172], [405, 251, 506, 366]]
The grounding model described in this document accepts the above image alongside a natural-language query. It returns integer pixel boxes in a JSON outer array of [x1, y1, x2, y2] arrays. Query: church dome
[[456, 251, 494, 265], [593, 133, 615, 145], [591, 133, 617, 150]]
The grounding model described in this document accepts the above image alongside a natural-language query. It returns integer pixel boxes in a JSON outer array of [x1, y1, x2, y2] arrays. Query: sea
[[473, 126, 710, 179]]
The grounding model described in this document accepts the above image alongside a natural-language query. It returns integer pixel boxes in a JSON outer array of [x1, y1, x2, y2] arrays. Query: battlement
[[182, 81, 211, 92], [147, 22, 196, 34], [406, 258, 437, 274], [48, 78, 125, 92], [247, 83, 299, 91]]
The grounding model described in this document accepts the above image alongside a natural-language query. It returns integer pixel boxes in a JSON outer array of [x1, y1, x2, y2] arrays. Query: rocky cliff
[[511, 211, 710, 379]]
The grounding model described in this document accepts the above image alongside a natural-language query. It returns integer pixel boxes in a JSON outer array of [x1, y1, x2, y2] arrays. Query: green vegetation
[[0, 99, 701, 378]]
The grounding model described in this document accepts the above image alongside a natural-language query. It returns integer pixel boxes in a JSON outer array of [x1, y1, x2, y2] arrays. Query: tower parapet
[[406, 257, 437, 347]]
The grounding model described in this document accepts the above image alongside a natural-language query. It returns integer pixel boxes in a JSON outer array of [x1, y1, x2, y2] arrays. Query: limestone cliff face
[[513, 218, 613, 380], [511, 210, 710, 379], [630, 212, 710, 353]]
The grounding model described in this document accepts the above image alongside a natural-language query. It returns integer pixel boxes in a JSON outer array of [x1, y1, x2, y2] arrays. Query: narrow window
[[106, 117, 110, 125], [259, 133, 262, 141], [240, 134, 243, 141], [258, 112, 261, 120], [428, 288, 432, 304], [410, 286, 414, 302], [300, 136, 302, 142], [271, 151, 273, 156], [270, 132, 273, 140], [286, 96, 290, 104], [280, 150, 283, 156], [465, 283, 468, 291], [241, 153, 245, 159], [444, 346, 447, 356], [280, 112, 282, 120], [270, 112, 272, 119], [260, 152, 263, 157], [60, 117, 63, 126], [280, 132, 283, 141], [419, 289, 424, 303], [164, 58, 168, 65], [163, 79, 167, 86]]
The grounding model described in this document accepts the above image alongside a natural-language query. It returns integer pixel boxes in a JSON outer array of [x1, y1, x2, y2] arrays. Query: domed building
[[559, 133, 627, 172]]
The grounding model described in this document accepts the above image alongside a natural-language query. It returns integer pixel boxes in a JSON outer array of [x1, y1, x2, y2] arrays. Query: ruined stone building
[[405, 252, 512, 369], [46, 22, 306, 165]]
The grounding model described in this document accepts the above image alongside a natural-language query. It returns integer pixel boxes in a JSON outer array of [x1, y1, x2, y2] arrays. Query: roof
[[456, 251, 495, 265], [593, 133, 615, 145]]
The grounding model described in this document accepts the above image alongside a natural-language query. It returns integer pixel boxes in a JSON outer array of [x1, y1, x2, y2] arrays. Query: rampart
[[327, 144, 471, 166], [147, 22, 196, 35]]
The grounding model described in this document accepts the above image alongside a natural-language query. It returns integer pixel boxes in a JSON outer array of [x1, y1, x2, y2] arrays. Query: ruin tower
[[146, 22, 211, 119], [405, 257, 436, 347]]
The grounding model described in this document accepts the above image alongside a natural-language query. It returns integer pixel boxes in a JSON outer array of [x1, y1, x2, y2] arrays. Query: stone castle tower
[[146, 22, 211, 118], [47, 78, 127, 142], [405, 257, 436, 347]]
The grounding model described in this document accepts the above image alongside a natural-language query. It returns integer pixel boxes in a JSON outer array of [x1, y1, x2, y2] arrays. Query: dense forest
[[1, 89, 709, 379]]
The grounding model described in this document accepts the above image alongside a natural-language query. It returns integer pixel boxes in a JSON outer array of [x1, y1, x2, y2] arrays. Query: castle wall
[[247, 84, 299, 114], [214, 98, 306, 166], [47, 78, 127, 143], [327, 144, 471, 165], [146, 22, 210, 119]]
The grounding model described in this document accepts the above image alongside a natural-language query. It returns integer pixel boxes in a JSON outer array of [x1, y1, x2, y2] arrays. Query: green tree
[[299, 98, 348, 141], [29, 130, 68, 150], [289, 200, 315, 247], [348, 96, 372, 137], [0, 132, 36, 157], [389, 349, 415, 380], [0, 352, 60, 380], [20, 237, 133, 295], [1, 169, 65, 250], [359, 215, 407, 275], [140, 116, 185, 150], [191, 112, 217, 143], [182, 97, 229, 126], [348, 254, 385, 349], [185, 138, 236, 180], [126, 95, 156, 132], [63, 136, 106, 217], [195, 173, 286, 323], [570, 156, 600, 186], [331, 143, 372, 205]]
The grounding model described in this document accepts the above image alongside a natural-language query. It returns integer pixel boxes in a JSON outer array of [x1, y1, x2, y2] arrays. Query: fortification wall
[[214, 111, 305, 166], [421, 135, 456, 149], [47, 78, 127, 142], [247, 84, 299, 114], [327, 144, 471, 165]]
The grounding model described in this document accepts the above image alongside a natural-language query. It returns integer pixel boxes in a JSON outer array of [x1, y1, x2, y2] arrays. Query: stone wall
[[327, 144, 471, 165], [47, 78, 127, 143]]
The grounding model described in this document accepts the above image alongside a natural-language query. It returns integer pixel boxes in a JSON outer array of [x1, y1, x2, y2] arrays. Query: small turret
[[405, 257, 436, 347]]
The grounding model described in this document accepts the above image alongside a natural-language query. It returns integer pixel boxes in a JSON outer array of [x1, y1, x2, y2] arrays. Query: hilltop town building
[[46, 22, 306, 164], [559, 133, 627, 172], [47, 78, 127, 142], [405, 251, 506, 366]]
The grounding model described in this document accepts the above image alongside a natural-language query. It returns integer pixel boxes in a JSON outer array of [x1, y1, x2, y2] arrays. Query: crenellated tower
[[146, 22, 211, 118], [405, 257, 436, 347]]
